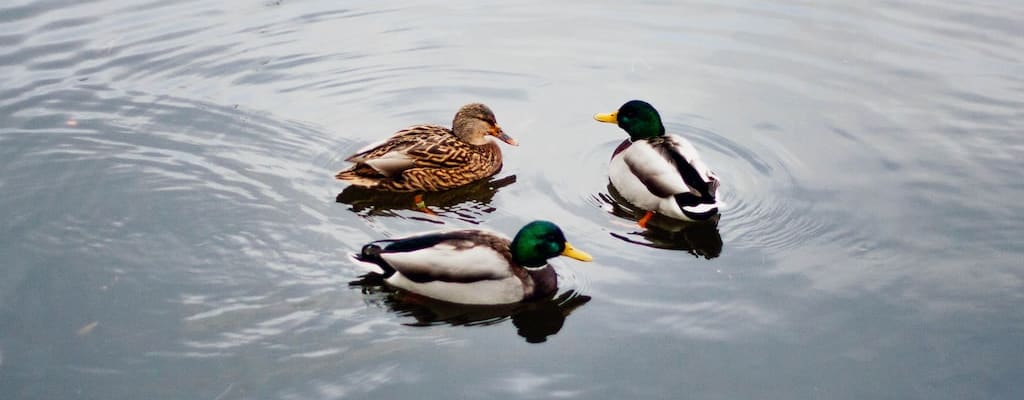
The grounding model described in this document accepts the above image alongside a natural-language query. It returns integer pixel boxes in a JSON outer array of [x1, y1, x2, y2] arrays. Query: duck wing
[[343, 125, 474, 178], [622, 136, 717, 202], [367, 230, 514, 283]]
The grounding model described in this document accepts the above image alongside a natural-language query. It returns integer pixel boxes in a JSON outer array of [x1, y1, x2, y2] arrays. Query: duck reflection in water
[[599, 183, 723, 259], [351, 274, 591, 344], [336, 174, 516, 224]]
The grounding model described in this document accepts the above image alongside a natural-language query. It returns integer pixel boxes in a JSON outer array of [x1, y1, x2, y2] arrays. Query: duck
[[594, 100, 721, 226], [335, 103, 518, 192], [353, 220, 592, 305]]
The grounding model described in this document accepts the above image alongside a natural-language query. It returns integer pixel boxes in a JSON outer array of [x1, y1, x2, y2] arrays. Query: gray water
[[2, 1, 1023, 399]]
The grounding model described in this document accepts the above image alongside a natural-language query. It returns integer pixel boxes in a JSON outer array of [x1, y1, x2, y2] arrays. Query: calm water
[[2, 0, 1023, 399]]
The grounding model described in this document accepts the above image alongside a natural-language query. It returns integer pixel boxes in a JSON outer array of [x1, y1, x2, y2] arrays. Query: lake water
[[2, 1, 1023, 399]]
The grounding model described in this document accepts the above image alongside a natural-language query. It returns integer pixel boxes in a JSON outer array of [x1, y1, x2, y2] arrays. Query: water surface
[[2, 1, 1023, 399]]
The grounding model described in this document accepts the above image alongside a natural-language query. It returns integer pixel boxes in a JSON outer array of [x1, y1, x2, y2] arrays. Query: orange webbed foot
[[413, 194, 436, 216], [637, 211, 655, 229]]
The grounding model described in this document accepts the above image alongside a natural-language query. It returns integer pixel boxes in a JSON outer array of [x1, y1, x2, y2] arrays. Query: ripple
[[3, 0, 1024, 398], [575, 119, 853, 255], [0, 81, 365, 320]]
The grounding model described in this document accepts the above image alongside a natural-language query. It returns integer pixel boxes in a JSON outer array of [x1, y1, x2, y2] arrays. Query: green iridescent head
[[510, 220, 593, 268], [594, 100, 666, 140]]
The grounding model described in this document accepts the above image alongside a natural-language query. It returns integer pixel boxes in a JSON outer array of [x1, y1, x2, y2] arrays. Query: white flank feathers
[[610, 134, 721, 221], [386, 274, 524, 305], [377, 243, 532, 305], [379, 244, 512, 279]]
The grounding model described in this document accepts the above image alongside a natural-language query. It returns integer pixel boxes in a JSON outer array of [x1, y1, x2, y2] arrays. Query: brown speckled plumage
[[335, 103, 514, 192]]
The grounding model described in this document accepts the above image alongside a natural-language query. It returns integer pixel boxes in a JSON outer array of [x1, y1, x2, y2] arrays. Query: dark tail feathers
[[674, 193, 719, 221], [674, 192, 716, 207], [354, 243, 395, 274]]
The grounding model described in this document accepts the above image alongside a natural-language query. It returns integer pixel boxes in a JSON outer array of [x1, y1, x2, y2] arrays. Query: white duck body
[[609, 134, 721, 222]]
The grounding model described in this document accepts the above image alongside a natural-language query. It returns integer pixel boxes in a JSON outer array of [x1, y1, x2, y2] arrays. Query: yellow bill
[[593, 111, 618, 124], [561, 242, 593, 262]]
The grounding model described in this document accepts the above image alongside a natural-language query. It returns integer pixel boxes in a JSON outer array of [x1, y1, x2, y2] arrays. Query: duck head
[[594, 100, 666, 141], [511, 220, 593, 268], [452, 103, 518, 146]]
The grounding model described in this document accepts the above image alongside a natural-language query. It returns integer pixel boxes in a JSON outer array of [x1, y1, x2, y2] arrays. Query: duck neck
[[627, 123, 665, 141], [523, 264, 557, 300]]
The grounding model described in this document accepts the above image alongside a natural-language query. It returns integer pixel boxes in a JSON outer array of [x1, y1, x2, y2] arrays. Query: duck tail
[[335, 164, 385, 185], [674, 193, 720, 221], [353, 243, 395, 275], [356, 243, 383, 261]]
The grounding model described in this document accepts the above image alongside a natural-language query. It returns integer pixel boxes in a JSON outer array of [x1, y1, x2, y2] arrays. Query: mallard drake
[[594, 100, 721, 226], [353, 220, 592, 305], [335, 103, 518, 192]]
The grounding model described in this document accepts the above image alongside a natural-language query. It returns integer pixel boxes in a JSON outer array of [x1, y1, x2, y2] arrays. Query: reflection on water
[[336, 174, 517, 224], [350, 273, 590, 343], [610, 222, 723, 260], [596, 185, 723, 258]]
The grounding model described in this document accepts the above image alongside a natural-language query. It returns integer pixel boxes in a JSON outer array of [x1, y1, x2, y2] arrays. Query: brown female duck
[[335, 103, 518, 192]]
